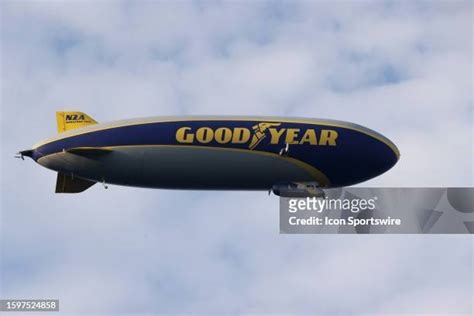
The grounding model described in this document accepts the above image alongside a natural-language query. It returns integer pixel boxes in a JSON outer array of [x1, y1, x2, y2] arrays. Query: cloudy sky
[[1, 1, 473, 315]]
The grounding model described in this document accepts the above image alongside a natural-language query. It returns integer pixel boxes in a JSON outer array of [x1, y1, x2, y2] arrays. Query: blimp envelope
[[27, 115, 400, 193], [280, 187, 474, 234]]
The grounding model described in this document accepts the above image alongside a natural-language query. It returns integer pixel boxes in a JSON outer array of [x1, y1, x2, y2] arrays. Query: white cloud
[[1, 1, 472, 314]]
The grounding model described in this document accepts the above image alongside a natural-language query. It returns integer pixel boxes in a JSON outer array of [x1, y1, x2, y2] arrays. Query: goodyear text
[[175, 123, 338, 149]]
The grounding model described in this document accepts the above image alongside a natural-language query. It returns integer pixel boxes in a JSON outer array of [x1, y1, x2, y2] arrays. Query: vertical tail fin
[[56, 111, 97, 133], [55, 172, 96, 193]]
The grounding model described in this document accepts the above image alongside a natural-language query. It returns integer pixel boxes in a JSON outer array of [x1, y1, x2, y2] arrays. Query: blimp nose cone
[[370, 141, 400, 178], [358, 135, 400, 185], [318, 127, 400, 187]]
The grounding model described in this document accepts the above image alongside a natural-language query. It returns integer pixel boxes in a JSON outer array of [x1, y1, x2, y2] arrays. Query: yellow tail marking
[[56, 111, 97, 133]]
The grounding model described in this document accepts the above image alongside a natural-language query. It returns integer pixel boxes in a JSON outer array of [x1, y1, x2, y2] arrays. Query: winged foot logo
[[175, 122, 338, 149]]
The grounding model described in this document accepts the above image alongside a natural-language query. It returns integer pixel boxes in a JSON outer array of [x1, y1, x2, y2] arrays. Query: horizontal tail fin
[[66, 147, 113, 157], [55, 172, 96, 193], [56, 111, 97, 133]]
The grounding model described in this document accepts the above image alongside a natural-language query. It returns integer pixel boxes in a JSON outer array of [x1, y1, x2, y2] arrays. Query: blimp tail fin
[[56, 111, 98, 133], [55, 172, 96, 193]]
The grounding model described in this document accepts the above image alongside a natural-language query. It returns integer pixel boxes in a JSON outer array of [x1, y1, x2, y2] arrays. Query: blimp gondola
[[17, 112, 399, 197]]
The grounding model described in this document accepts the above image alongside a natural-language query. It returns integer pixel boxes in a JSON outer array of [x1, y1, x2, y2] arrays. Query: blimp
[[17, 112, 399, 197]]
